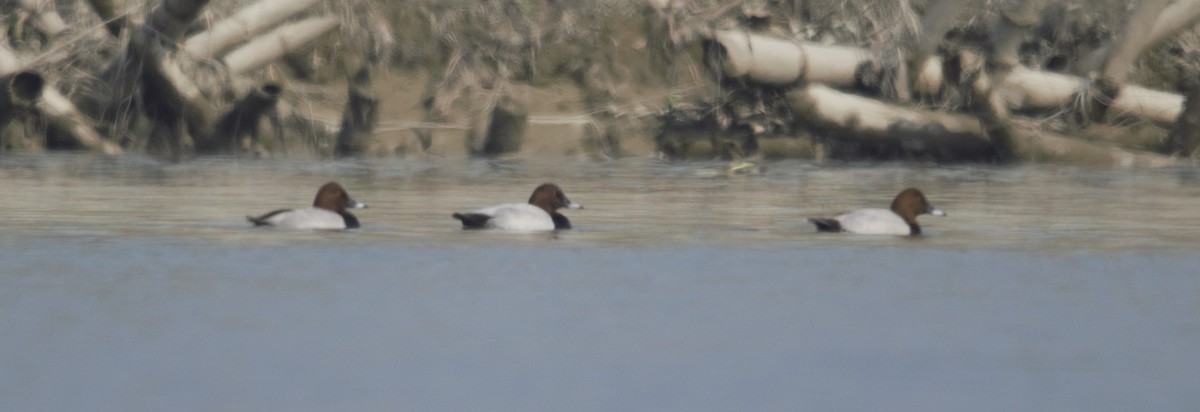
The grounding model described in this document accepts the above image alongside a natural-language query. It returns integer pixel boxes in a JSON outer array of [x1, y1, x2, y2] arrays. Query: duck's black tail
[[808, 218, 843, 232], [453, 213, 492, 229], [247, 209, 288, 226]]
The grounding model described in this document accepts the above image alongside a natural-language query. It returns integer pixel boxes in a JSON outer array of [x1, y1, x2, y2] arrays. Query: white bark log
[[183, 0, 324, 58], [793, 83, 982, 135], [1076, 0, 1200, 75], [1, 44, 120, 154], [710, 30, 872, 87], [39, 88, 123, 154], [0, 45, 21, 75], [1015, 128, 1178, 167], [1147, 0, 1200, 45], [1000, 67, 1182, 124], [645, 0, 670, 10], [913, 56, 943, 97], [788, 83, 1176, 166], [223, 16, 340, 75], [710, 31, 1185, 126], [18, 0, 67, 36]]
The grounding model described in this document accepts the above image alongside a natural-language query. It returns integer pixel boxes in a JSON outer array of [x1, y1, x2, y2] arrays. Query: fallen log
[[787, 84, 996, 161], [16, 0, 67, 37], [707, 30, 1186, 128], [223, 16, 340, 75], [999, 67, 1182, 125], [39, 87, 123, 154], [706, 30, 873, 88], [0, 71, 44, 129], [786, 83, 1177, 166], [183, 0, 324, 58], [0, 45, 121, 154]]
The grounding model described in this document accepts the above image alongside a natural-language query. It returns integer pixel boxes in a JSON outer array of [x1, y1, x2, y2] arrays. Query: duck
[[453, 183, 582, 231], [248, 182, 367, 229], [809, 188, 945, 235]]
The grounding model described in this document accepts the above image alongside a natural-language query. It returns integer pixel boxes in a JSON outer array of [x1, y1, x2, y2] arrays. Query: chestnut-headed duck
[[453, 183, 582, 231], [248, 182, 367, 230], [809, 188, 945, 235]]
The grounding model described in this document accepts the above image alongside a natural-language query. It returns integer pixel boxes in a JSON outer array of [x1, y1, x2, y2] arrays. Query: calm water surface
[[2, 153, 1198, 411]]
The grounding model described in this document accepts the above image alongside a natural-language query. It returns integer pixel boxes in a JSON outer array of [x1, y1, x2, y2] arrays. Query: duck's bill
[[930, 207, 945, 216], [350, 201, 368, 209], [566, 201, 583, 210]]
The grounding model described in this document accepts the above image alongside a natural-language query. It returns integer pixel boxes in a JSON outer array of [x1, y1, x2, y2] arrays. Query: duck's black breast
[[551, 212, 571, 230], [339, 211, 361, 229]]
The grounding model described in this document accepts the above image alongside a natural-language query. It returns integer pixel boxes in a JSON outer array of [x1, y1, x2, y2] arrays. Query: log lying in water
[[788, 84, 996, 161], [787, 84, 1177, 166]]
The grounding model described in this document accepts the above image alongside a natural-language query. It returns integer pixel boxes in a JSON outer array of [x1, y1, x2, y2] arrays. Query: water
[[2, 153, 1199, 411]]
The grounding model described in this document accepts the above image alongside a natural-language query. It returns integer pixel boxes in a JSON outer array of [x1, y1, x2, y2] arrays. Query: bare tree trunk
[[1101, 0, 1170, 83], [976, 0, 1047, 161], [200, 82, 283, 154], [334, 66, 379, 156], [1075, 0, 1200, 75], [1145, 0, 1200, 46], [114, 0, 213, 159], [82, 0, 130, 36], [464, 84, 527, 158], [477, 94, 527, 157], [145, 0, 211, 42], [1166, 82, 1200, 157]]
